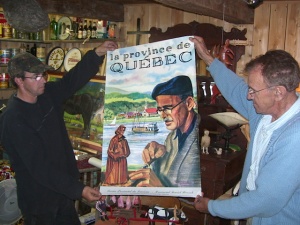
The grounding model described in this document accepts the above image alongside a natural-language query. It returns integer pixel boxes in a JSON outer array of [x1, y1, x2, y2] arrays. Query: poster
[[100, 36, 201, 197]]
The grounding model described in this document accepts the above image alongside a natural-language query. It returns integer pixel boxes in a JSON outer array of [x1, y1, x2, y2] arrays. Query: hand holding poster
[[100, 36, 201, 197]]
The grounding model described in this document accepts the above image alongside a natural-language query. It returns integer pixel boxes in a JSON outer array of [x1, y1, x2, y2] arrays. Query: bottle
[[87, 20, 92, 38], [103, 20, 108, 38], [50, 18, 58, 40], [108, 23, 116, 38], [96, 20, 107, 39], [77, 22, 83, 39], [91, 21, 97, 39], [11, 27, 17, 39], [20, 43, 26, 53], [96, 20, 103, 39], [34, 31, 41, 41], [72, 17, 79, 39], [82, 20, 87, 39], [30, 44, 37, 56], [26, 44, 30, 53]]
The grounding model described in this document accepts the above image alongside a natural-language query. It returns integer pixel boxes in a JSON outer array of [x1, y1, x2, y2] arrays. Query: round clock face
[[64, 48, 82, 72], [47, 47, 65, 70]]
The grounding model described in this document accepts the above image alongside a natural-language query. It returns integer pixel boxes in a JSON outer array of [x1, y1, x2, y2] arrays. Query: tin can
[[11, 48, 20, 58], [36, 47, 46, 62], [0, 49, 12, 64], [11, 28, 18, 39], [0, 73, 9, 89], [2, 24, 12, 39], [34, 31, 42, 40]]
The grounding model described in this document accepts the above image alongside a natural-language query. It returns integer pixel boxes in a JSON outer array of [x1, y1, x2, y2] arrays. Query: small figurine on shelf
[[201, 129, 210, 154], [132, 195, 141, 208], [95, 195, 110, 221], [215, 147, 223, 155], [117, 195, 125, 208], [125, 196, 132, 209], [146, 204, 188, 225], [107, 195, 117, 206]]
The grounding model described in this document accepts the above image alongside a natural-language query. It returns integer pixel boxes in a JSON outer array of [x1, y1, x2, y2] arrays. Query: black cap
[[151, 75, 193, 99], [8, 52, 54, 77]]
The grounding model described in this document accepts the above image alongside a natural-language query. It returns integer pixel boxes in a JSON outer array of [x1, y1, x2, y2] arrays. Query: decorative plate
[[64, 48, 82, 72], [57, 16, 72, 40], [46, 47, 65, 70]]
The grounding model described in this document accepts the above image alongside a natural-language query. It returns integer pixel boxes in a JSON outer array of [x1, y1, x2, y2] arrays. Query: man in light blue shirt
[[190, 36, 300, 225]]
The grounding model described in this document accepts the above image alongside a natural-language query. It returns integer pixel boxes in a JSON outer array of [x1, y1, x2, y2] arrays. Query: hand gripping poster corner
[[100, 36, 201, 197]]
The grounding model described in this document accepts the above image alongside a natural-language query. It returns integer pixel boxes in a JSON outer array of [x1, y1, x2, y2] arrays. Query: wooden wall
[[121, 3, 253, 76], [121, 1, 300, 76], [252, 1, 300, 64]]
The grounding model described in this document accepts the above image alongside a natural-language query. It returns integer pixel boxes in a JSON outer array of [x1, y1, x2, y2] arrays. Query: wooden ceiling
[[33, 0, 300, 24]]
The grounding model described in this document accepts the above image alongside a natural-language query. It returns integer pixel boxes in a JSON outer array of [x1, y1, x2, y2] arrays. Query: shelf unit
[[0, 11, 123, 100], [0, 37, 123, 44], [0, 37, 123, 74]]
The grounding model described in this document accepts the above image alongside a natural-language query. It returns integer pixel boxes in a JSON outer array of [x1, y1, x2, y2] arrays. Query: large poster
[[100, 36, 201, 197]]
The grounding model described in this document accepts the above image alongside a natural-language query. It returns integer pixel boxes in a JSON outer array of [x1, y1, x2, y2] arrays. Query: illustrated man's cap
[[151, 75, 193, 99], [8, 52, 54, 76]]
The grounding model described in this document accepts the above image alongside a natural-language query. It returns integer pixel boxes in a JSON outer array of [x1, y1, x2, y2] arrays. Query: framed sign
[[64, 48, 82, 72], [47, 47, 65, 70], [48, 72, 105, 155]]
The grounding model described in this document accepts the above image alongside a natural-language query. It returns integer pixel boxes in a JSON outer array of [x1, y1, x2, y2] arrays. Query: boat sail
[[109, 117, 117, 126], [132, 114, 159, 133]]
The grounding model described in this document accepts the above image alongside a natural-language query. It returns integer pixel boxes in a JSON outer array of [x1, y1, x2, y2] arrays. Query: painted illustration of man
[[129, 75, 201, 187], [105, 125, 131, 185]]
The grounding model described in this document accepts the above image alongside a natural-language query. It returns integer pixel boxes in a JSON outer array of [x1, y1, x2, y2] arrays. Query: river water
[[101, 120, 169, 168]]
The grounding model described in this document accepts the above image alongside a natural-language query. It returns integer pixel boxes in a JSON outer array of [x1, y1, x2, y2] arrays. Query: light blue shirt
[[206, 59, 300, 225]]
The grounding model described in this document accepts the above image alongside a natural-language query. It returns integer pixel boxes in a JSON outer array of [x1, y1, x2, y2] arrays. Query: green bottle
[[50, 18, 58, 40]]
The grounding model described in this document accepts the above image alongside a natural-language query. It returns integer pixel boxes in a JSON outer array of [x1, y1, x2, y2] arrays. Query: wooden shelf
[[0, 38, 48, 44], [44, 38, 123, 43], [0, 38, 124, 44]]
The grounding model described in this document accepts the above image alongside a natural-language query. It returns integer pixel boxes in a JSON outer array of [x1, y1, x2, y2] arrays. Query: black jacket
[[0, 50, 104, 214]]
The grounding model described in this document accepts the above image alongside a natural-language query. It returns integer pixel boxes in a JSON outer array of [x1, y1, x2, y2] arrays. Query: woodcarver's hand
[[142, 141, 166, 166], [128, 168, 164, 187]]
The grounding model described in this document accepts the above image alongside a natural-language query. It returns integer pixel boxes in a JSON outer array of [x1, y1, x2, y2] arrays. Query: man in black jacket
[[0, 41, 117, 225]]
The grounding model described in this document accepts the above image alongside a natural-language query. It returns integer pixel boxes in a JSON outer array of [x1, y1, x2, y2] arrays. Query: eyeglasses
[[248, 86, 275, 96], [24, 73, 48, 81], [156, 99, 185, 115]]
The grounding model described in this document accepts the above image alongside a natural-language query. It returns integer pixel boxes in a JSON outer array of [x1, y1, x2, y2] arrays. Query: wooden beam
[[264, 0, 300, 1], [36, 0, 125, 22], [153, 0, 255, 24]]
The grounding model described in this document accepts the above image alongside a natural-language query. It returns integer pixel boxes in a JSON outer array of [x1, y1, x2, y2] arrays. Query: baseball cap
[[8, 52, 54, 76]]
